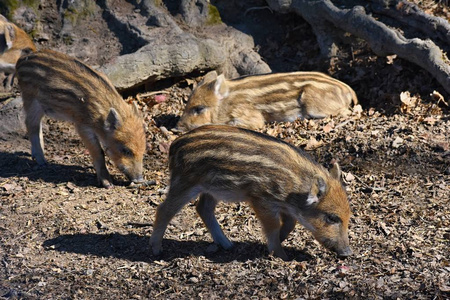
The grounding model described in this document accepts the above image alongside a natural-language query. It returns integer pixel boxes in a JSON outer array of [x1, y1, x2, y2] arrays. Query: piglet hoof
[[32, 157, 47, 166], [273, 254, 289, 261], [272, 249, 289, 261], [218, 239, 233, 250], [99, 179, 114, 189], [103, 183, 114, 189], [151, 244, 162, 256]]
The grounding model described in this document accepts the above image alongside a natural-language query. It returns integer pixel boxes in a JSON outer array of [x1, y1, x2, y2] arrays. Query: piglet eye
[[121, 146, 133, 157], [325, 213, 341, 224], [191, 105, 206, 115]]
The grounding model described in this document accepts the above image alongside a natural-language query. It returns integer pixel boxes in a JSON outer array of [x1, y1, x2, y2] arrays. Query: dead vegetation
[[0, 0, 449, 299], [1, 78, 448, 298]]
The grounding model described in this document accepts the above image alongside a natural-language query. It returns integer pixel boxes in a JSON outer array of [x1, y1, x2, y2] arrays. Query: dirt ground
[[1, 1, 449, 299]]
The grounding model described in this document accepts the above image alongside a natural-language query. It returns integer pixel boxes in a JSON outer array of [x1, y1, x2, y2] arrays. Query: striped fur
[[177, 71, 358, 131], [151, 125, 352, 260], [16, 49, 146, 188], [0, 14, 36, 88]]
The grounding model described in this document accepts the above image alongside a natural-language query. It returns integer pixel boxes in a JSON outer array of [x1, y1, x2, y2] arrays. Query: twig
[[126, 180, 157, 189], [9, 228, 36, 245], [137, 91, 170, 100], [244, 6, 273, 16], [0, 179, 11, 186], [2, 258, 10, 276], [335, 119, 352, 129], [125, 222, 153, 228], [155, 287, 172, 297], [117, 264, 135, 270], [345, 172, 387, 192], [0, 92, 16, 103]]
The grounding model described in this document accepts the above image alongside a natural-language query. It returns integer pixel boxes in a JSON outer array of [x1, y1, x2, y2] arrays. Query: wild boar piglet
[[0, 14, 36, 89], [176, 71, 358, 131], [16, 49, 146, 188], [151, 125, 352, 260]]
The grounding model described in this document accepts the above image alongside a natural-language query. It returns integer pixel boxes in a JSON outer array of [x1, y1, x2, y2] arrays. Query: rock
[[100, 33, 226, 91], [0, 97, 26, 140], [97, 0, 270, 91]]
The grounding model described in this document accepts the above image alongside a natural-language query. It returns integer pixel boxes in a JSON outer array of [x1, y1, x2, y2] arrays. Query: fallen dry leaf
[[392, 137, 404, 148], [323, 122, 334, 133], [386, 54, 397, 65], [155, 94, 167, 103], [439, 283, 450, 292], [431, 90, 448, 106], [304, 136, 324, 150], [400, 91, 419, 114], [1, 3, 449, 299], [423, 116, 437, 125], [352, 104, 363, 116], [344, 172, 355, 182]]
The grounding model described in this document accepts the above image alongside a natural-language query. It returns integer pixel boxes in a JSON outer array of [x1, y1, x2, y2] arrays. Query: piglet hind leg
[[251, 200, 288, 260], [150, 184, 199, 256], [228, 110, 265, 130], [196, 193, 233, 250], [76, 125, 113, 188], [23, 99, 46, 165], [4, 74, 14, 90]]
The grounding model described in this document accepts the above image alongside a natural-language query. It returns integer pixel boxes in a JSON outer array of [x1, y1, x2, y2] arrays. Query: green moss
[[62, 34, 74, 45], [63, 0, 97, 27], [63, 9, 77, 25], [0, 0, 40, 22], [0, 0, 19, 20], [28, 27, 38, 38], [153, 0, 163, 7], [442, 51, 449, 64], [79, 0, 97, 18], [206, 4, 222, 25], [22, 0, 39, 9]]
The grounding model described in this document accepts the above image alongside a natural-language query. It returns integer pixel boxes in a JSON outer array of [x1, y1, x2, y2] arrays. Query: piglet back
[[169, 125, 329, 199]]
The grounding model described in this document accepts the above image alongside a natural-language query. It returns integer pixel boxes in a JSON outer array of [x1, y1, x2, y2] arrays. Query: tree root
[[266, 0, 450, 94]]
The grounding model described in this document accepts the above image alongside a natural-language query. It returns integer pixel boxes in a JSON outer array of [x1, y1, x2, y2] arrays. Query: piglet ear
[[329, 162, 342, 180], [200, 70, 218, 85], [2, 23, 15, 50], [306, 175, 327, 205], [105, 108, 122, 132], [214, 74, 229, 100]]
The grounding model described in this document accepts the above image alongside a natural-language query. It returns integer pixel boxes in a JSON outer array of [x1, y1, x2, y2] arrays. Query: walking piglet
[[16, 50, 147, 188], [151, 125, 352, 260]]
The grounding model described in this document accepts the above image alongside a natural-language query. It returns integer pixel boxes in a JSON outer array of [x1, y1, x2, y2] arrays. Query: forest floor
[[0, 0, 449, 299]]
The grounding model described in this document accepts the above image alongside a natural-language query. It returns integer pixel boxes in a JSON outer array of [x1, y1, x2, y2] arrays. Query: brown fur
[[0, 14, 36, 88], [177, 71, 358, 131], [16, 49, 146, 188], [150, 125, 352, 260]]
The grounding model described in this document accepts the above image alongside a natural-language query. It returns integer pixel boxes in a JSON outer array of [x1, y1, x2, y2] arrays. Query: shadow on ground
[[0, 151, 129, 187], [43, 232, 313, 263]]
